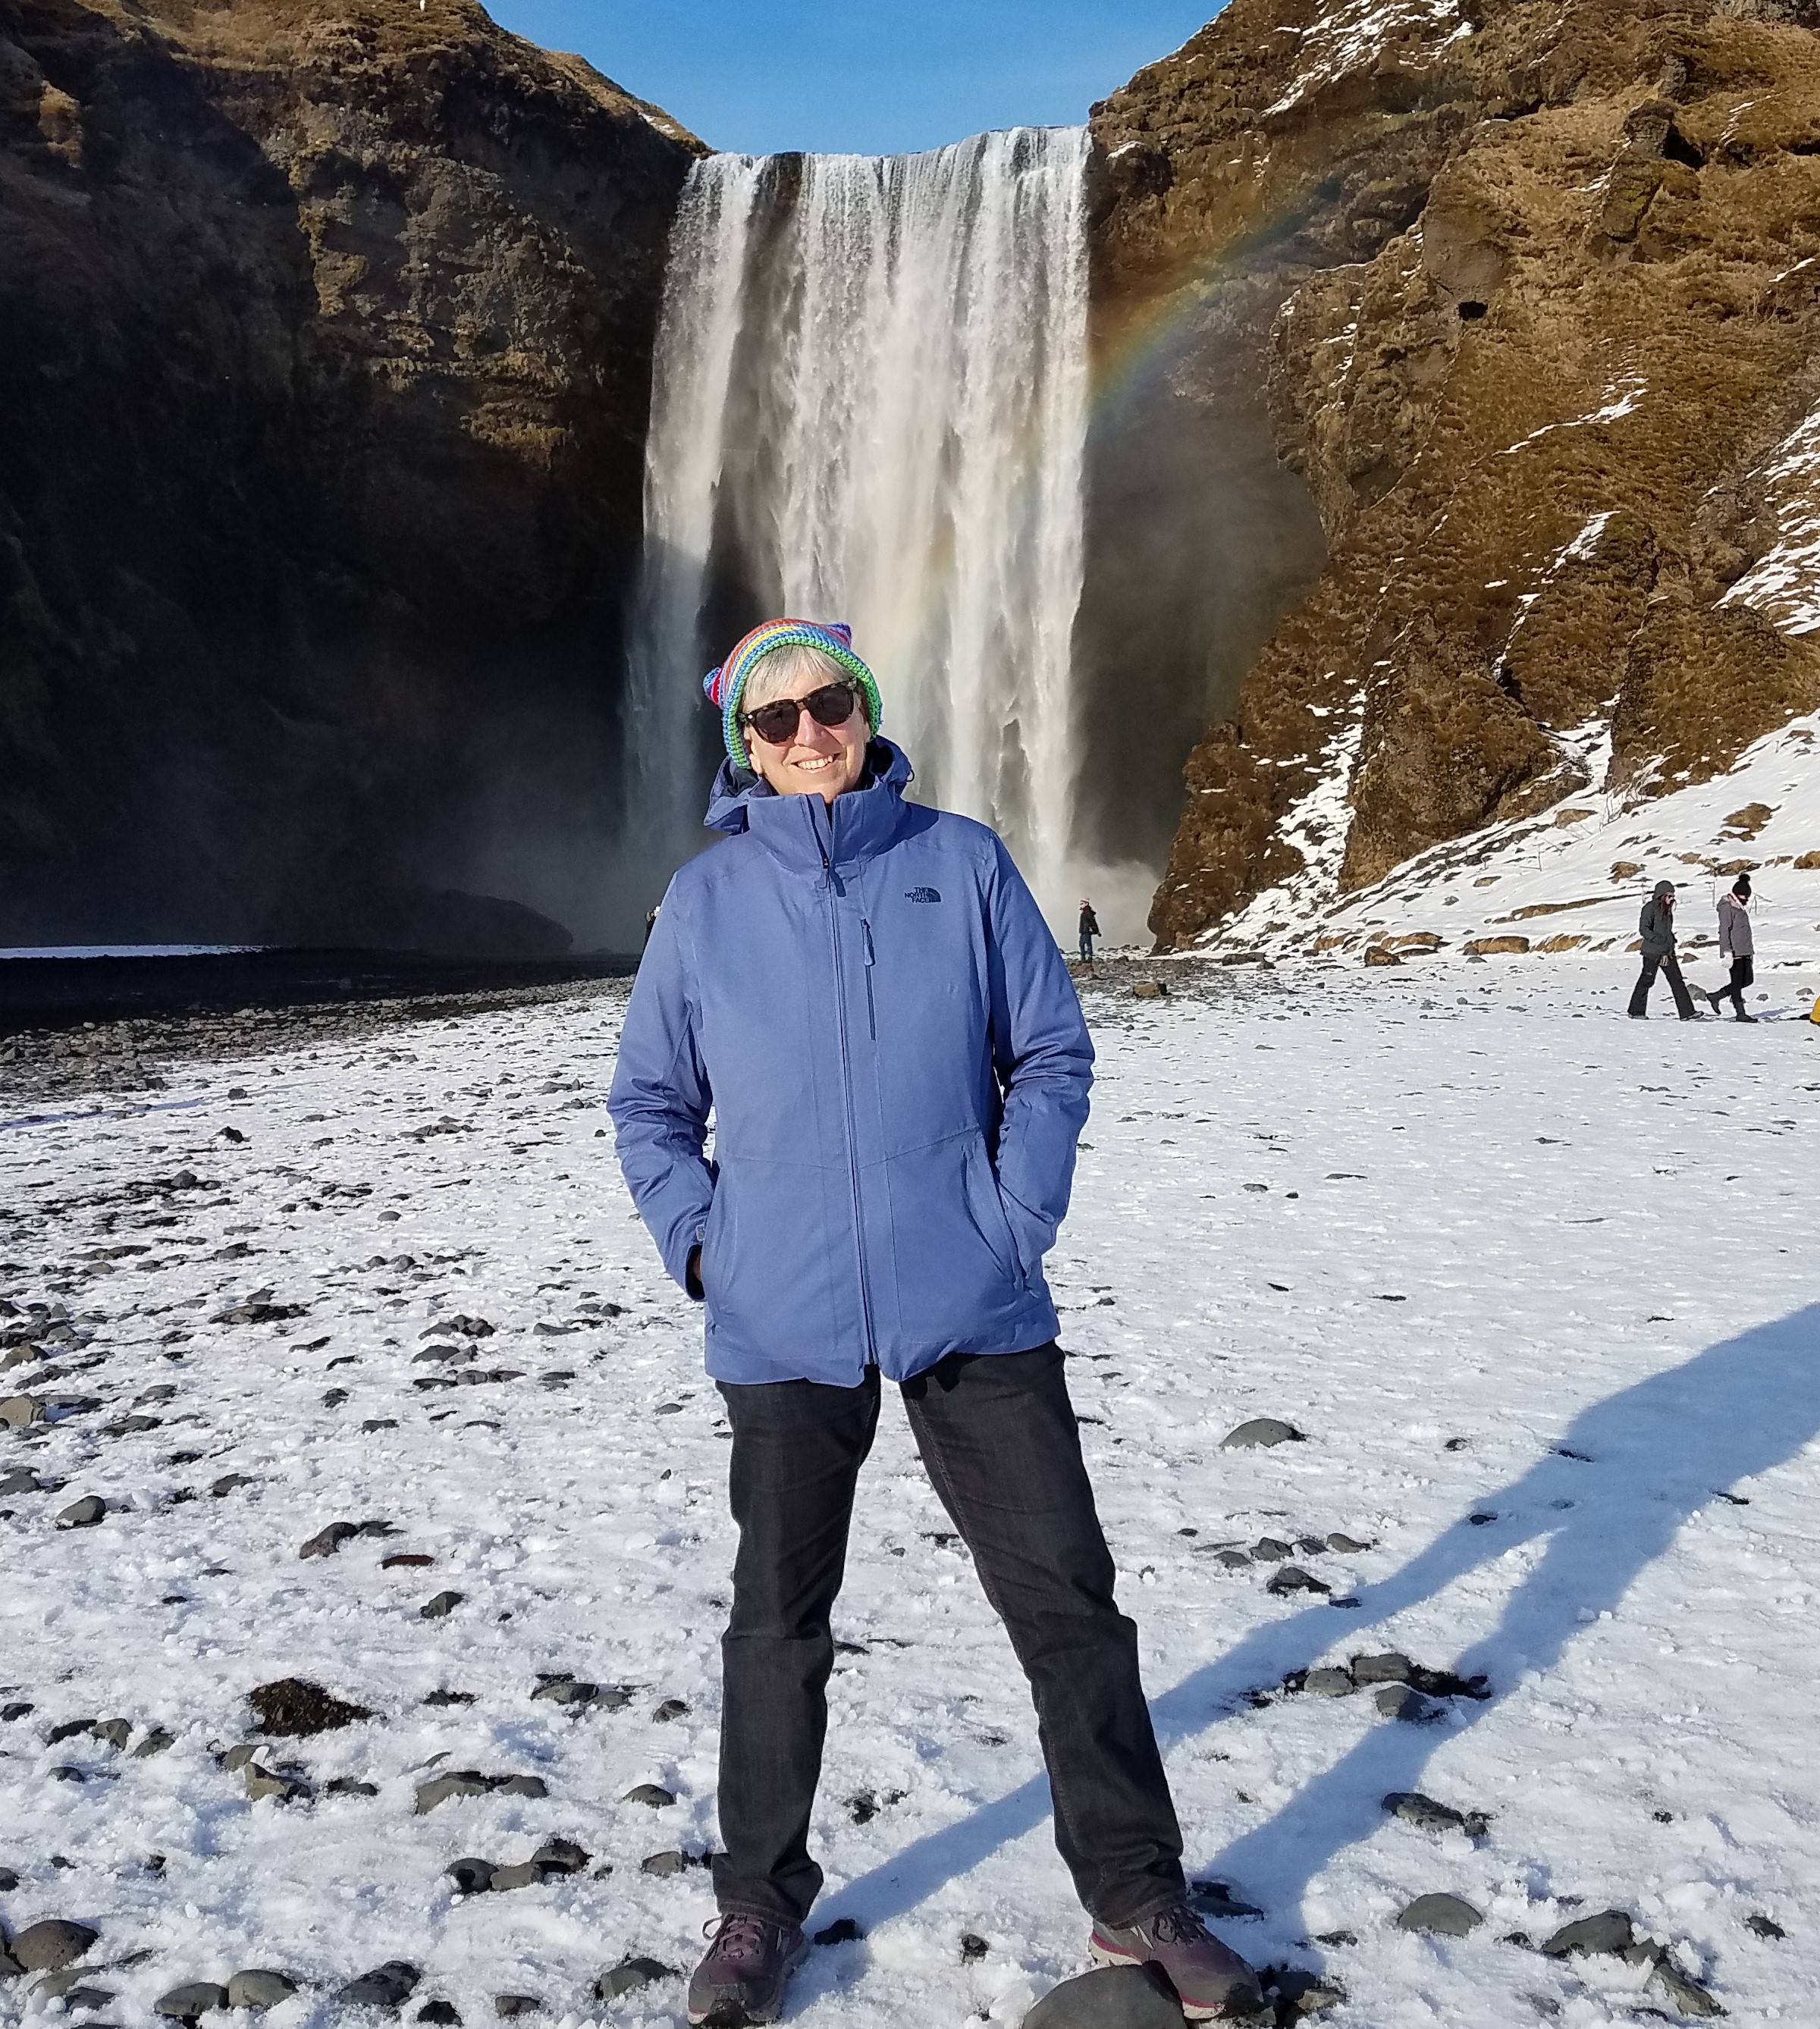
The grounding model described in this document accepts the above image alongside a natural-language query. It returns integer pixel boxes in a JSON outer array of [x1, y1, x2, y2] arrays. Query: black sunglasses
[[739, 681, 861, 748]]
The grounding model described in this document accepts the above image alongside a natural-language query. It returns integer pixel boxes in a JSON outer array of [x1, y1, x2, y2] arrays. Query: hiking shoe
[[1734, 1011, 1758, 1023], [1090, 1904, 1264, 2020], [687, 1915, 807, 2026]]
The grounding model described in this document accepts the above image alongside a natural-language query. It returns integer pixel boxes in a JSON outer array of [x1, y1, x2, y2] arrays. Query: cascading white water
[[624, 126, 1092, 920]]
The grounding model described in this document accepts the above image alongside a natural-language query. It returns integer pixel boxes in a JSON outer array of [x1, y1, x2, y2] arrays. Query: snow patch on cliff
[[1264, 0, 1464, 116], [1721, 404, 1820, 637]]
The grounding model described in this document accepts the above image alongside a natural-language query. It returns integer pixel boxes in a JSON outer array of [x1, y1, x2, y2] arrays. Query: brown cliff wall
[[1090, 0, 1820, 949], [0, 0, 699, 952]]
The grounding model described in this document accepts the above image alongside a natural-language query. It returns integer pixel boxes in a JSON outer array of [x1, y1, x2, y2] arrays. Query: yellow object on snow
[[1811, 993, 1820, 1026]]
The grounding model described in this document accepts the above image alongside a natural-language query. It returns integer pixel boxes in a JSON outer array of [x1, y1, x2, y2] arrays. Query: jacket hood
[[705, 737, 913, 838], [1652, 881, 1676, 898]]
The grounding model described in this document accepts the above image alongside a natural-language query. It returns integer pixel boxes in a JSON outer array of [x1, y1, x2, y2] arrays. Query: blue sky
[[481, 1, 1220, 156]]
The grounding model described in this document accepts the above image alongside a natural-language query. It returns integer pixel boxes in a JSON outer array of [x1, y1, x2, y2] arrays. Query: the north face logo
[[905, 886, 941, 904]]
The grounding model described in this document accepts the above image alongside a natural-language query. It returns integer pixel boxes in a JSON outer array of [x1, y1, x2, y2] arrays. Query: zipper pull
[[862, 920, 875, 967]]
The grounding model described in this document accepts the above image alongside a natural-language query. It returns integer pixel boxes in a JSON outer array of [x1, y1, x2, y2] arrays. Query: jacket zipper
[[861, 918, 877, 1040], [818, 807, 877, 1367]]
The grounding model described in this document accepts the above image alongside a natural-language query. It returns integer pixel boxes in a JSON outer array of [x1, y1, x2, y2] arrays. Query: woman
[[1707, 871, 1756, 1022], [608, 619, 1260, 2024]]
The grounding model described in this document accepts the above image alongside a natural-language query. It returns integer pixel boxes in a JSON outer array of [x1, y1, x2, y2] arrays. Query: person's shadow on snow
[[833, 1303, 1820, 1931]]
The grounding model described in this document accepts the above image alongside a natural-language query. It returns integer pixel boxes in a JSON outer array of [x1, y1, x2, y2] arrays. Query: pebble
[[1214, 1550, 1251, 1570], [61, 1985, 114, 2012], [0, 1395, 45, 1429], [1252, 1537, 1292, 1561], [156, 1981, 231, 2020], [1651, 1959, 1724, 2016], [1023, 1965, 1189, 2027], [0, 1867, 16, 1889], [337, 1962, 420, 2009], [55, 1496, 106, 1529], [1350, 1653, 1414, 1685], [959, 1935, 990, 1963], [640, 1851, 691, 1877], [210, 1475, 254, 1498], [447, 1859, 495, 1895], [1267, 1565, 1331, 1597], [1396, 1893, 1482, 1938], [814, 1918, 863, 1945], [249, 1678, 373, 1736], [623, 1783, 676, 1808], [492, 1997, 538, 2018], [653, 1698, 689, 1722], [1304, 1667, 1356, 1698], [414, 1771, 545, 1814], [92, 1719, 132, 1748], [592, 1958, 672, 2002], [1383, 1792, 1488, 1837], [415, 2004, 460, 2025], [1746, 1914, 1785, 1941], [1222, 1418, 1303, 1449], [1540, 1910, 1633, 1958], [532, 1838, 588, 1874], [1189, 1880, 1263, 1919], [529, 1676, 596, 1706], [0, 1468, 42, 1495], [421, 1592, 464, 1620], [487, 1862, 544, 1893], [244, 1764, 309, 1804], [1326, 1533, 1369, 1554], [226, 1971, 296, 2008], [11, 1921, 99, 1971], [1375, 1686, 1441, 1723]]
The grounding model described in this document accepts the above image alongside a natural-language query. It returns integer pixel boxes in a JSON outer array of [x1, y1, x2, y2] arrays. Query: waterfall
[[624, 126, 1092, 920]]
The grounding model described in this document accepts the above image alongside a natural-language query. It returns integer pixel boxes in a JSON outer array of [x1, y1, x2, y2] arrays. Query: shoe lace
[[1150, 1904, 1211, 1948], [704, 1914, 772, 1965]]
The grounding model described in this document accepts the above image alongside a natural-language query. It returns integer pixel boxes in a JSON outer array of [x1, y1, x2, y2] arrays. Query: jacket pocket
[[888, 1132, 1028, 1347], [703, 1158, 839, 1352]]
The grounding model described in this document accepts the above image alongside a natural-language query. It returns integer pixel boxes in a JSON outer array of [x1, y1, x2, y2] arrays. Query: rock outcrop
[[1090, 0, 1820, 949], [0, 0, 699, 952]]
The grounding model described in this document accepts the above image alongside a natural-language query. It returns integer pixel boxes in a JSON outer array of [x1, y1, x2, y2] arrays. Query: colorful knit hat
[[702, 619, 883, 773]]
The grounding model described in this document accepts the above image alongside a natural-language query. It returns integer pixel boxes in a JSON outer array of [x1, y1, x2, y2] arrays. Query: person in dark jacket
[[1078, 897, 1102, 966], [1707, 872, 1756, 1021], [1627, 880, 1700, 1019], [608, 619, 1261, 2026]]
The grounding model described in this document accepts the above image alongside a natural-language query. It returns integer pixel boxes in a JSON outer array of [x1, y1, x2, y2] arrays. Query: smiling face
[[742, 645, 871, 804]]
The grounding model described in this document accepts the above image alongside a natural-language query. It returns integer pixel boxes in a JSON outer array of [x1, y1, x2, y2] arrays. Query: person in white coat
[[1708, 872, 1756, 1022]]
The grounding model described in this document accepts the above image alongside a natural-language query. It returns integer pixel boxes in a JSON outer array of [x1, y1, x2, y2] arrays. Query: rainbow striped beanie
[[702, 619, 883, 773]]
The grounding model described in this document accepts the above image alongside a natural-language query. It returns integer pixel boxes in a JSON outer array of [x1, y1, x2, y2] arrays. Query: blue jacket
[[607, 740, 1093, 1386]]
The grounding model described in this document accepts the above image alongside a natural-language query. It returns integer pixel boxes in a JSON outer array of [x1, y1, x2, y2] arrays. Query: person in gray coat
[[1707, 872, 1756, 1022], [1627, 880, 1700, 1019]]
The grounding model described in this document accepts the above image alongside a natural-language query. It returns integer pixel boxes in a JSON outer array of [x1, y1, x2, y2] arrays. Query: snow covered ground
[[2, 956, 1817, 2028]]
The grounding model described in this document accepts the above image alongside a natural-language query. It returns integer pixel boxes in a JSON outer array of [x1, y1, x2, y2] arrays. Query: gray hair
[[742, 642, 870, 720]]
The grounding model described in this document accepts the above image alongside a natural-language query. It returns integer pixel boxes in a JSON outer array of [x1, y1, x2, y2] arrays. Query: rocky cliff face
[[1090, 0, 1820, 950], [0, 0, 698, 952]]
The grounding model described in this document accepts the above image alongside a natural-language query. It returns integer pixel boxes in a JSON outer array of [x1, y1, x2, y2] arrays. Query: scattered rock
[[960, 1934, 990, 1963], [1397, 1893, 1482, 1938], [1375, 1686, 1441, 1723], [1384, 1792, 1488, 1838], [11, 1921, 99, 1971], [492, 1997, 538, 2019], [1267, 1565, 1331, 1597], [421, 1690, 475, 1708], [446, 1859, 495, 1896], [0, 1396, 46, 1429], [325, 1777, 378, 1797], [1746, 1914, 1784, 1941], [653, 1698, 689, 1723], [133, 1727, 176, 1758], [55, 1496, 106, 1529], [1350, 1653, 1414, 1686], [532, 1837, 588, 1874], [1325, 1533, 1369, 1554], [1022, 1964, 1190, 2027], [487, 1863, 544, 1893], [1215, 1549, 1251, 1570], [1222, 1419, 1303, 1449], [1540, 1911, 1634, 1958], [415, 2005, 460, 2026], [0, 1468, 42, 1494], [244, 1764, 309, 1804], [249, 1679, 373, 1737], [415, 1773, 491, 1814], [623, 1783, 675, 1808], [529, 1676, 597, 1707], [210, 1475, 255, 1498], [593, 1959, 673, 2003], [1464, 936, 1531, 957], [1190, 1880, 1263, 1919], [421, 1592, 464, 1620], [157, 1982, 231, 2021], [299, 1523, 360, 1559], [224, 1971, 295, 2012], [1251, 1537, 1292, 1561], [1304, 1667, 1355, 1698], [814, 1918, 863, 1946], [1363, 945, 1401, 966], [1651, 1960, 1725, 2017], [1131, 981, 1169, 999], [337, 1962, 420, 2009], [640, 1851, 704, 1877], [91, 1718, 131, 1749]]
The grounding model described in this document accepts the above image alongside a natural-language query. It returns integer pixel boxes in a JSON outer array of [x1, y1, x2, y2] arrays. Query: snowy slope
[[1, 966, 1817, 2028], [1214, 709, 1820, 1008]]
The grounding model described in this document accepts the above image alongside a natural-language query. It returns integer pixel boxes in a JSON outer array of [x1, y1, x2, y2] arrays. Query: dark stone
[[487, 1863, 543, 1893], [530, 1837, 588, 1875], [11, 1921, 99, 1971], [653, 1698, 689, 1723], [299, 1523, 360, 1560], [1304, 1667, 1355, 1698], [1222, 1419, 1304, 1449], [640, 1851, 694, 1877], [1216, 1550, 1252, 1570], [592, 1958, 672, 2002], [249, 1678, 373, 1736], [1375, 1686, 1441, 1723], [1396, 1894, 1482, 1937], [0, 1469, 42, 1495], [1651, 1962, 1724, 2017], [422, 1690, 475, 1708], [529, 1677, 596, 1706], [244, 1764, 309, 1803], [415, 1773, 491, 1814], [416, 2005, 460, 2027], [1326, 1533, 1369, 1554], [92, 1719, 131, 1749], [492, 1999, 538, 2019], [623, 1784, 675, 1808], [134, 1728, 176, 1758], [421, 1592, 464, 1620], [491, 1775, 546, 1800], [156, 1984, 231, 2021], [960, 1935, 990, 1963], [1541, 1911, 1635, 1958], [1189, 1880, 1264, 1918], [1267, 1565, 1331, 1597], [814, 1918, 863, 1946], [0, 1702, 33, 1722], [55, 1496, 106, 1529], [325, 1777, 378, 1797], [446, 1859, 496, 1895], [1384, 1792, 1488, 1837], [1022, 1965, 1189, 2027], [1746, 1914, 1785, 1941], [211, 1476, 255, 1498], [1252, 1537, 1292, 1561], [337, 1963, 420, 2009], [1350, 1653, 1414, 1685]]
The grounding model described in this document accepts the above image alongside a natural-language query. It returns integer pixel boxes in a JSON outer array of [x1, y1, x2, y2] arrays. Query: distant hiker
[[1627, 880, 1700, 1020], [608, 619, 1263, 2027], [1706, 872, 1756, 1021], [1078, 897, 1101, 967], [643, 902, 660, 948]]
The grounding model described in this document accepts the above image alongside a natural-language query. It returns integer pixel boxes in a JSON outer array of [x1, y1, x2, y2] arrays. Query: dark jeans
[[1079, 935, 1095, 963], [713, 1344, 1185, 1930], [1715, 953, 1754, 1015], [1628, 949, 1695, 1018]]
